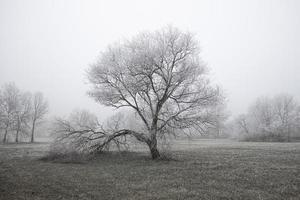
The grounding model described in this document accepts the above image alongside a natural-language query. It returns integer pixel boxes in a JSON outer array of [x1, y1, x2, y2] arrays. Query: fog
[[1, 0, 299, 119]]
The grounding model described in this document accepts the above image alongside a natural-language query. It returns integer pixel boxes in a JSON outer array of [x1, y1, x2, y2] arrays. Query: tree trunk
[[15, 121, 20, 143], [3, 128, 8, 143], [15, 130, 19, 143], [149, 144, 160, 159], [287, 125, 290, 142], [30, 120, 35, 143], [148, 133, 160, 159]]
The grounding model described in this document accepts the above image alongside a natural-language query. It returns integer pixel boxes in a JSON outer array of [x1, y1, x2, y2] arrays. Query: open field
[[0, 140, 299, 200]]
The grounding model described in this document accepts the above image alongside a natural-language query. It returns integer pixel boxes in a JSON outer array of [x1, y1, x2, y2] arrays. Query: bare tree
[[236, 114, 250, 135], [234, 94, 300, 141], [54, 27, 222, 159], [0, 89, 4, 139], [207, 103, 229, 138], [250, 97, 276, 135], [273, 94, 299, 141], [30, 92, 48, 143], [0, 83, 20, 143], [13, 92, 32, 143]]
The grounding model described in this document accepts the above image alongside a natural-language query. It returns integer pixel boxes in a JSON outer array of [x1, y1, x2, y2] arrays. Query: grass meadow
[[0, 139, 299, 200]]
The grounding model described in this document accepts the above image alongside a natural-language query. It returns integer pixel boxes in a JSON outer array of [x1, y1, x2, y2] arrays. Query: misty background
[[1, 0, 299, 120]]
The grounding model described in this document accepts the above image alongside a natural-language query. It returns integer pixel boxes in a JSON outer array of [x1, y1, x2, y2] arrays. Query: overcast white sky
[[0, 0, 299, 119]]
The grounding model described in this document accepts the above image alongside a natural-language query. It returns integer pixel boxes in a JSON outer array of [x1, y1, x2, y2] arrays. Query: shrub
[[40, 142, 91, 163]]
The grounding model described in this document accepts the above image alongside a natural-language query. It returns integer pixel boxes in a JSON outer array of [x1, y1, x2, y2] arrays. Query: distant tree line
[[0, 82, 48, 143], [232, 94, 300, 142]]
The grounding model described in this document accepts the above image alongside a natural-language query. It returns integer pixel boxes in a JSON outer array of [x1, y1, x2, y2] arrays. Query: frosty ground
[[0, 139, 299, 200]]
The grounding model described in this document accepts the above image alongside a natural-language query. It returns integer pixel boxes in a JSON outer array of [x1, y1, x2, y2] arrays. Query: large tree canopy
[[55, 26, 222, 159]]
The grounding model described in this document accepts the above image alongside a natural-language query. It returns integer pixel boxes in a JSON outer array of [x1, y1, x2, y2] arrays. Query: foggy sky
[[1, 0, 299, 120]]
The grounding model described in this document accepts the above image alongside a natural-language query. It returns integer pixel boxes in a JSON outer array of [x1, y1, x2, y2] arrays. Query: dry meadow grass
[[0, 139, 299, 200]]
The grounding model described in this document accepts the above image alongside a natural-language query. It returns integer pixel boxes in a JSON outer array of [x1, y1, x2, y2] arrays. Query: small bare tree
[[0, 83, 20, 143], [30, 92, 48, 143], [54, 27, 222, 159], [0, 89, 4, 139], [236, 114, 250, 135], [273, 94, 299, 141], [207, 104, 229, 138], [250, 97, 276, 135], [13, 92, 32, 143]]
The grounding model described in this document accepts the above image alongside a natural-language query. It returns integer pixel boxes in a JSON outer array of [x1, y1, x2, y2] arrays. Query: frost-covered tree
[[0, 83, 21, 143], [54, 26, 222, 159], [235, 94, 300, 141], [13, 92, 32, 143], [30, 92, 48, 143]]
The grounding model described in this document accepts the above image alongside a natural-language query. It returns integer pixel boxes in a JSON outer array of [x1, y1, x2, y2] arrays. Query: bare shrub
[[40, 141, 91, 163]]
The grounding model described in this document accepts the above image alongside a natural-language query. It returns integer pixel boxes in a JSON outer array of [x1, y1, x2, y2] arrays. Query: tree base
[[150, 147, 160, 160]]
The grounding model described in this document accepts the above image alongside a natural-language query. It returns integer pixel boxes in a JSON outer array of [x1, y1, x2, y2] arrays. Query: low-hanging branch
[[53, 114, 150, 153]]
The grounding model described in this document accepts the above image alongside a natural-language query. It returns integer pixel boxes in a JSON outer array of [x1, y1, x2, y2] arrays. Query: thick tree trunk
[[30, 120, 35, 143], [149, 144, 160, 159], [147, 133, 160, 159]]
